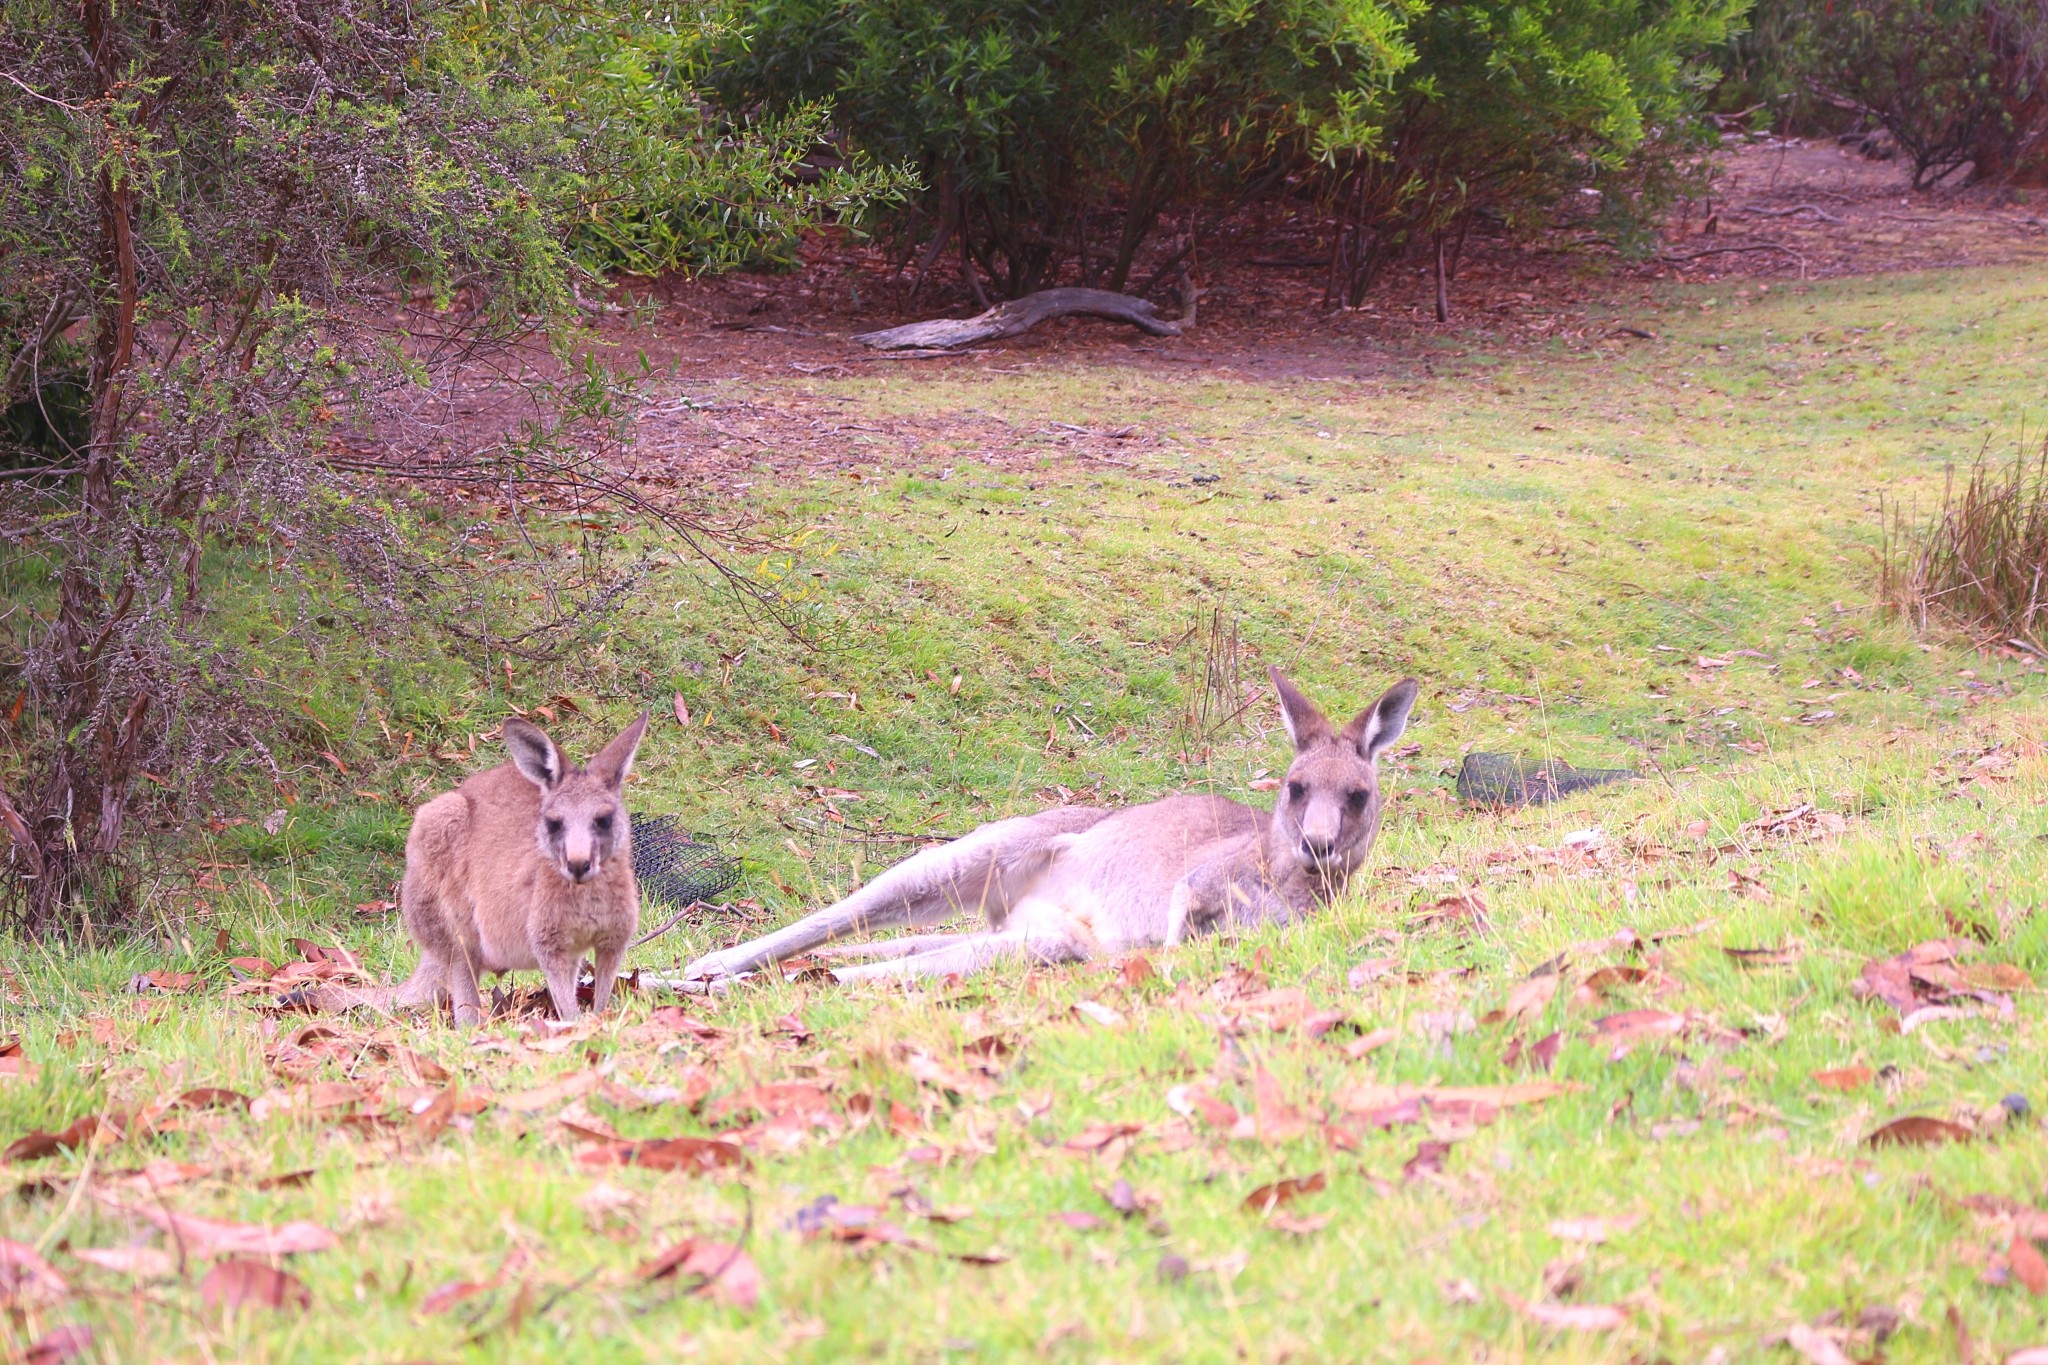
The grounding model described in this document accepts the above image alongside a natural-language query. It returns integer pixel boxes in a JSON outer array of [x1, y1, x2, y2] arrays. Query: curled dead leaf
[[1865, 1116, 1973, 1148], [576, 1136, 748, 1174], [21, 1324, 93, 1365], [1504, 1295, 1628, 1331], [641, 1239, 762, 1309], [0, 1237, 71, 1303], [1243, 1171, 1326, 1213], [1812, 1066, 1872, 1092], [200, 1259, 310, 1312]]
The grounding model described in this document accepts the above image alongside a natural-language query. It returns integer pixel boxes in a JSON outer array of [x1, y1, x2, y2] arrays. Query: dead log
[[852, 287, 1183, 351]]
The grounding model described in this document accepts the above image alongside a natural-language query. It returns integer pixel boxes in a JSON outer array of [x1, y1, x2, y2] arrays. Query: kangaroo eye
[[544, 817, 564, 837], [1346, 789, 1369, 812], [1286, 781, 1307, 803], [592, 813, 613, 832]]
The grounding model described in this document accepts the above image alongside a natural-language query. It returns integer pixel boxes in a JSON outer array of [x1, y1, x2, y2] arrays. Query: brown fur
[[397, 713, 649, 1025], [682, 670, 1417, 986]]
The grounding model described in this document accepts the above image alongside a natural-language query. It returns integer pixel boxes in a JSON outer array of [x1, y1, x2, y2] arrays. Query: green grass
[[5, 263, 2048, 1362]]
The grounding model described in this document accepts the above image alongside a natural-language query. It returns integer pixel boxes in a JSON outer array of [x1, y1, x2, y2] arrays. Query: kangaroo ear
[[588, 711, 650, 789], [504, 717, 564, 790], [1269, 666, 1335, 751], [1340, 678, 1420, 764]]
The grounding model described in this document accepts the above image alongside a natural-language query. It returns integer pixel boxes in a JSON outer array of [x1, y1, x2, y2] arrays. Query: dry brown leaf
[[1784, 1323, 1853, 1365], [1243, 1171, 1326, 1213], [576, 1136, 748, 1174], [2013, 1235, 2048, 1296], [1505, 1295, 1628, 1331], [1813, 1066, 1873, 1092], [1403, 1140, 1453, 1181], [1062, 1122, 1143, 1154], [418, 1279, 492, 1315], [200, 1259, 310, 1312], [1866, 1116, 1973, 1148], [492, 1070, 601, 1113], [1503, 973, 1560, 1024], [0, 1237, 71, 1303], [71, 1246, 177, 1279], [20, 1324, 93, 1365], [1252, 1068, 1311, 1143], [1590, 1010, 1687, 1042], [1335, 1080, 1571, 1114], [641, 1239, 762, 1309], [103, 1199, 338, 1257], [1548, 1214, 1642, 1243]]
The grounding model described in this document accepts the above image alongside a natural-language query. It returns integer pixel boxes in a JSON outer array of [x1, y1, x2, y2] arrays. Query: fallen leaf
[[0, 1237, 71, 1303], [1724, 945, 1802, 967], [1270, 1212, 1331, 1235], [171, 1087, 250, 1112], [2013, 1234, 2048, 1296], [1073, 1000, 1125, 1029], [1347, 957, 1399, 988], [96, 1199, 337, 1258], [1813, 1067, 1873, 1092], [1591, 1009, 1687, 1042], [1505, 1296, 1628, 1331], [1252, 1068, 1311, 1142], [1866, 1116, 1973, 1148], [200, 1259, 310, 1312], [1335, 1081, 1571, 1114], [1243, 1172, 1326, 1213], [1502, 973, 1560, 1024], [1063, 1122, 1143, 1153], [419, 1279, 492, 1315], [577, 1136, 748, 1174], [1057, 1211, 1107, 1230], [21, 1326, 93, 1365], [641, 1239, 762, 1309], [1403, 1140, 1452, 1181], [493, 1070, 601, 1113], [1413, 892, 1488, 934], [412, 1083, 459, 1141], [70, 1246, 177, 1279], [1785, 1322, 1854, 1365], [1548, 1214, 1642, 1243]]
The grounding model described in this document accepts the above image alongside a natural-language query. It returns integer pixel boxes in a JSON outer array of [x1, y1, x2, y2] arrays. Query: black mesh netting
[[1456, 753, 1638, 807], [629, 814, 742, 907]]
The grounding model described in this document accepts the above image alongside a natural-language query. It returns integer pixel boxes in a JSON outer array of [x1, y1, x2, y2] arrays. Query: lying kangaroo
[[398, 712, 649, 1024], [682, 669, 1417, 987]]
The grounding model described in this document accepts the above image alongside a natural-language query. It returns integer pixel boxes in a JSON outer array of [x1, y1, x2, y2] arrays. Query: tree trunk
[[852, 288, 1184, 351]]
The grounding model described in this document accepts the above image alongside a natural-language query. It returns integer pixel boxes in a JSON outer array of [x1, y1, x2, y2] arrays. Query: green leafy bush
[[1799, 0, 2048, 187], [1322, 0, 1745, 305], [711, 0, 1416, 298], [461, 2, 913, 276], [714, 0, 1742, 304]]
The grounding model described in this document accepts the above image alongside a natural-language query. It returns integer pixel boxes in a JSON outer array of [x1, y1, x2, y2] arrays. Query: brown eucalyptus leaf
[[200, 1259, 310, 1312]]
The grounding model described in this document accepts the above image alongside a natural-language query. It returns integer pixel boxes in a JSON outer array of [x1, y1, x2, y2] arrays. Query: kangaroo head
[[1267, 668, 1419, 881], [503, 712, 650, 885]]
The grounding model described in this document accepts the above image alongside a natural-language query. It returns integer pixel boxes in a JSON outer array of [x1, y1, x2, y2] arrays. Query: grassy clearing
[[4, 264, 2048, 1362]]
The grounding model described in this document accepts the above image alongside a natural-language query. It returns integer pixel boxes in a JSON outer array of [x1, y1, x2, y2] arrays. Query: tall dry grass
[[1882, 440, 2048, 655]]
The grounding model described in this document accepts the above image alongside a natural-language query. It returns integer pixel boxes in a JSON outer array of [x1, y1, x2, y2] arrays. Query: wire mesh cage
[[629, 814, 742, 908], [1455, 753, 1637, 808]]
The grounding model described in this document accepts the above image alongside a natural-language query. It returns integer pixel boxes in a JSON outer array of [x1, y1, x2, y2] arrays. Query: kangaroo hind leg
[[682, 808, 1104, 985]]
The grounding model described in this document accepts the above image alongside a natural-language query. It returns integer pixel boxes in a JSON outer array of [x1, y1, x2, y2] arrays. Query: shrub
[[1320, 0, 1746, 307], [1882, 442, 2048, 650], [459, 1, 913, 277], [1801, 0, 2048, 187], [711, 0, 1417, 299]]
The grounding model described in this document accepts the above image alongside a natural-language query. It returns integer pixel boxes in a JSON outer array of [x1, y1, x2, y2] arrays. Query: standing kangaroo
[[398, 712, 649, 1025], [682, 669, 1417, 987]]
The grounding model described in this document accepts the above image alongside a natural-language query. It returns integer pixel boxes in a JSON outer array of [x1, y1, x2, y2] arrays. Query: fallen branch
[[1731, 204, 1847, 224], [852, 288, 1183, 351], [1659, 243, 1810, 278]]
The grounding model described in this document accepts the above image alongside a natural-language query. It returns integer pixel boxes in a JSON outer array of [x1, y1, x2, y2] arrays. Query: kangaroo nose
[[1300, 836, 1335, 861], [566, 857, 592, 881]]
